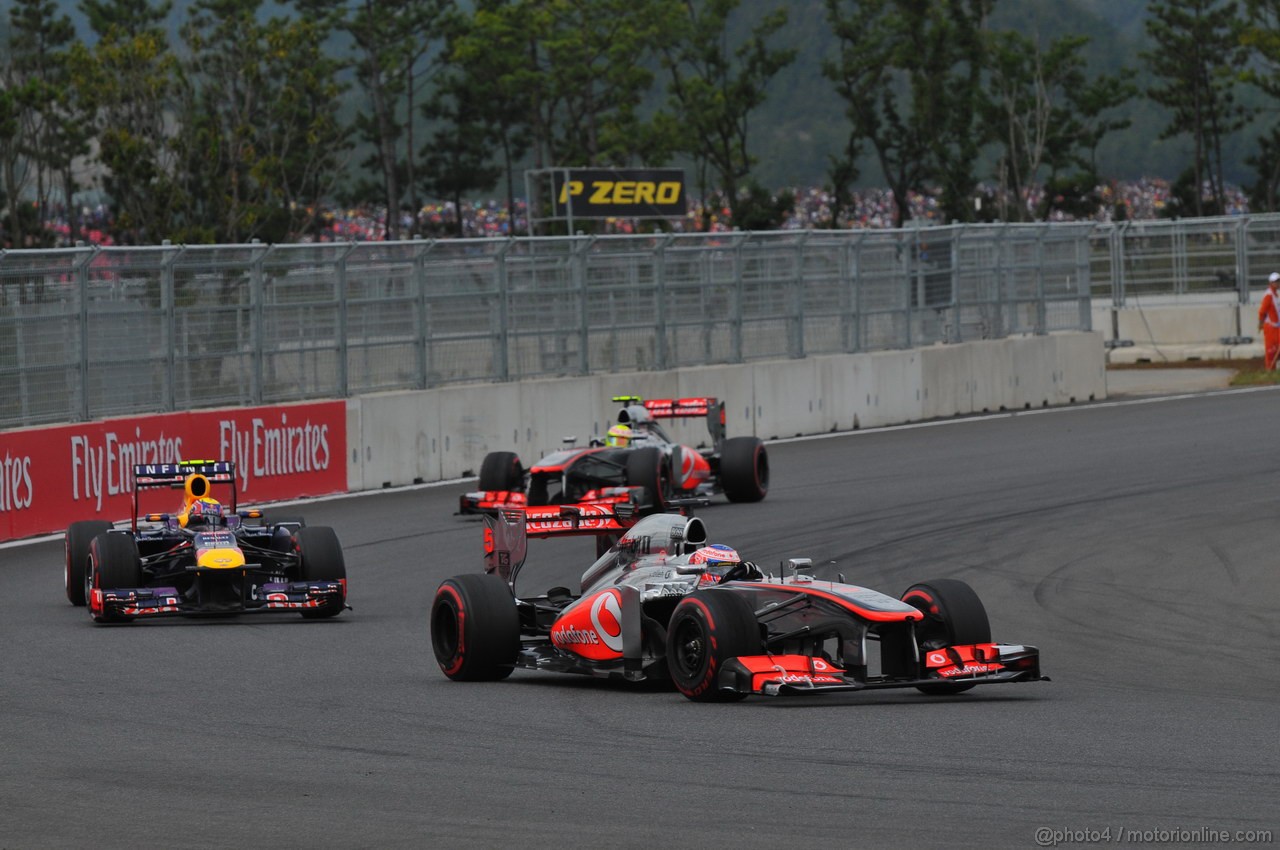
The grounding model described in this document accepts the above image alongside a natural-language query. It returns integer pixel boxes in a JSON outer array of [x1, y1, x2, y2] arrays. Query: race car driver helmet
[[606, 424, 632, 447], [690, 543, 742, 584], [183, 497, 225, 528]]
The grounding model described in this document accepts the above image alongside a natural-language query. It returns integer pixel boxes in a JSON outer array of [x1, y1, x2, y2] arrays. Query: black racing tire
[[626, 447, 669, 510], [901, 578, 992, 695], [479, 451, 524, 492], [295, 526, 347, 619], [666, 590, 763, 702], [431, 573, 520, 681], [65, 520, 112, 606], [88, 532, 142, 624], [720, 436, 768, 503]]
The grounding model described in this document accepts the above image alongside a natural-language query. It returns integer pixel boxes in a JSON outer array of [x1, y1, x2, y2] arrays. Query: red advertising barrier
[[0, 401, 348, 543]]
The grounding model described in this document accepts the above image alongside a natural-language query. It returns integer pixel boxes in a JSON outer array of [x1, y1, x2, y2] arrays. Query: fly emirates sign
[[0, 401, 346, 542]]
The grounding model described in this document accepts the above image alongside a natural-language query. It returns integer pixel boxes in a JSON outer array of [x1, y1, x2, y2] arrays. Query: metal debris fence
[[4, 213, 1275, 430]]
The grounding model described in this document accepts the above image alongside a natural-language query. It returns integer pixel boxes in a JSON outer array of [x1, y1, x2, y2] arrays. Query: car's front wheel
[[478, 451, 524, 492], [65, 520, 112, 606], [666, 590, 763, 702], [295, 526, 347, 619], [720, 436, 768, 502], [901, 578, 991, 695], [88, 532, 142, 624], [626, 447, 670, 510]]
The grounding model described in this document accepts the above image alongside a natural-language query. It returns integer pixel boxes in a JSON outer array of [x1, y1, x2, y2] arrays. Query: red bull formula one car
[[63, 460, 347, 623], [431, 507, 1046, 701], [458, 396, 768, 517]]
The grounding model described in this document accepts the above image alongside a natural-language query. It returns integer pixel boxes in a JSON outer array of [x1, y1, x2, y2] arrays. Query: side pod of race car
[[431, 507, 1047, 701], [458, 395, 768, 517], [64, 460, 348, 624]]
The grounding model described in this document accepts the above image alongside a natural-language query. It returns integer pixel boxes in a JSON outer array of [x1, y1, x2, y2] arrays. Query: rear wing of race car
[[131, 460, 237, 531], [612, 395, 726, 445], [484, 504, 638, 588]]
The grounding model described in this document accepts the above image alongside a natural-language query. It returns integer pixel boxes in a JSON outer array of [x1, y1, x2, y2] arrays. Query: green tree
[[79, 0, 173, 38], [659, 0, 796, 230], [1241, 0, 1280, 210], [445, 1, 534, 232], [981, 29, 1131, 222], [177, 0, 348, 242], [1142, 0, 1249, 217], [418, 69, 503, 237], [296, 0, 454, 239], [74, 0, 181, 244], [0, 81, 38, 247], [824, 0, 991, 228], [5, 0, 78, 247]]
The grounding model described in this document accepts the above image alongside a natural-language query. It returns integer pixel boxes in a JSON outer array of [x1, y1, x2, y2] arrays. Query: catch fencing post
[[790, 232, 809, 358], [74, 248, 94, 421], [414, 238, 436, 389], [655, 233, 673, 371], [161, 244, 184, 411], [573, 235, 594, 375], [495, 241, 511, 382], [336, 242, 357, 398]]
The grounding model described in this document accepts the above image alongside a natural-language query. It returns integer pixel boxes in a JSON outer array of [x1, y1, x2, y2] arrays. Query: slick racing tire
[[719, 437, 768, 503], [295, 526, 347, 619], [65, 520, 113, 606], [431, 573, 520, 681], [667, 590, 763, 702], [88, 532, 142, 624], [901, 579, 992, 695], [478, 451, 524, 492], [626, 447, 670, 510]]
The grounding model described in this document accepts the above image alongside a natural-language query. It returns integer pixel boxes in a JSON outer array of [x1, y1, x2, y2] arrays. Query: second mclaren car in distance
[[459, 395, 768, 517]]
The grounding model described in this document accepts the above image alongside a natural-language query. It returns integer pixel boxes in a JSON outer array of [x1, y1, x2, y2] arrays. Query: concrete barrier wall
[[347, 331, 1105, 492], [1091, 302, 1264, 363]]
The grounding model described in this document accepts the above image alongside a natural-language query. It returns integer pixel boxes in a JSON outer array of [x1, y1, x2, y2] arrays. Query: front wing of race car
[[90, 579, 346, 620], [717, 643, 1045, 697]]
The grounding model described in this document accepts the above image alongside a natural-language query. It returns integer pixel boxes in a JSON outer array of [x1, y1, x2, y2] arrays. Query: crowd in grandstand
[[45, 176, 1255, 246]]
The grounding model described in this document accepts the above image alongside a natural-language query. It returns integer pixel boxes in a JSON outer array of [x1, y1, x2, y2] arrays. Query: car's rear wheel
[[720, 436, 768, 502], [626, 447, 669, 510], [667, 590, 763, 702], [479, 451, 524, 492], [295, 526, 347, 619], [901, 578, 991, 695], [431, 573, 520, 681], [88, 532, 142, 623], [65, 520, 112, 606]]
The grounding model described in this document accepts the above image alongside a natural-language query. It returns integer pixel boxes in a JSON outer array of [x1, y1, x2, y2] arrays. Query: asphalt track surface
[[3, 387, 1279, 849]]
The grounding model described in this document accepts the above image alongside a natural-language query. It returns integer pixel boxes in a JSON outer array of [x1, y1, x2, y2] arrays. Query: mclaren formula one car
[[431, 507, 1046, 701], [64, 460, 347, 623], [458, 396, 768, 517]]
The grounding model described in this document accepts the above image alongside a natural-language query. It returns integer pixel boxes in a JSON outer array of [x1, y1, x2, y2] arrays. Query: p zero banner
[[552, 168, 687, 219], [0, 401, 347, 543]]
